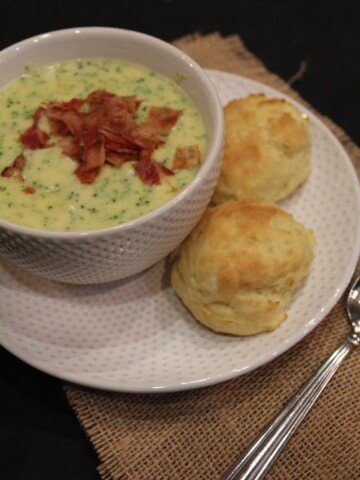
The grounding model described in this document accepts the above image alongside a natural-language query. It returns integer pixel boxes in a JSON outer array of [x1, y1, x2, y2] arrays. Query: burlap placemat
[[65, 33, 360, 480]]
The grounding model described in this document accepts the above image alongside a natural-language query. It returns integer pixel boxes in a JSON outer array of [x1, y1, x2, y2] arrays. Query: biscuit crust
[[171, 201, 315, 335], [213, 95, 311, 204]]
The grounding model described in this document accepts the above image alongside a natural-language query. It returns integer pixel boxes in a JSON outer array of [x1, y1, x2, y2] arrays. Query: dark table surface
[[1, 1, 358, 479]]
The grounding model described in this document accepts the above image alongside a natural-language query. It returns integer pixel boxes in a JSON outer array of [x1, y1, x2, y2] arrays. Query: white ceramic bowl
[[0, 27, 223, 284]]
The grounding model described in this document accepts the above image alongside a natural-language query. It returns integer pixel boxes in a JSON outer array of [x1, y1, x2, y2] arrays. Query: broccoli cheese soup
[[0, 58, 206, 231]]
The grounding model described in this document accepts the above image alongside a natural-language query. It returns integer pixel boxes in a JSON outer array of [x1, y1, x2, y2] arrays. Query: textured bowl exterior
[[0, 28, 223, 283], [0, 161, 220, 283]]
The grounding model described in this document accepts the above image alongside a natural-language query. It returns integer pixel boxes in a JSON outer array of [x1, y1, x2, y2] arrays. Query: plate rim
[[1, 69, 360, 393]]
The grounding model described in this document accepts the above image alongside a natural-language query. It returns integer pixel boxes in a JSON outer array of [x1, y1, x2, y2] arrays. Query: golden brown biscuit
[[213, 95, 311, 204], [171, 201, 314, 336]]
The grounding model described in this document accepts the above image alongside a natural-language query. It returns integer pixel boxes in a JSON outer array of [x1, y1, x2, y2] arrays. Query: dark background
[[1, 1, 358, 479]]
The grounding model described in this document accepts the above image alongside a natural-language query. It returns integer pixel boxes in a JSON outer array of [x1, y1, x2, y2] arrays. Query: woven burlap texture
[[65, 33, 360, 480]]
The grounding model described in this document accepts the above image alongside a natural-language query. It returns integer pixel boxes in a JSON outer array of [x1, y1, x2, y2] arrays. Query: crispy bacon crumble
[[1, 90, 200, 190], [1, 154, 27, 181], [23, 186, 36, 194], [172, 145, 201, 170]]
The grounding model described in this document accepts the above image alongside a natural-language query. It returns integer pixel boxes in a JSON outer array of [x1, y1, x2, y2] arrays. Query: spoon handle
[[221, 339, 355, 480]]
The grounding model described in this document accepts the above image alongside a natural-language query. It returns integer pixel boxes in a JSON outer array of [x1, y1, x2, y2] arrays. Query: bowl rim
[[0, 26, 223, 239]]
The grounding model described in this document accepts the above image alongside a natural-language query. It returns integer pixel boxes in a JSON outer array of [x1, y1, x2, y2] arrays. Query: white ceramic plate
[[1, 70, 359, 392]]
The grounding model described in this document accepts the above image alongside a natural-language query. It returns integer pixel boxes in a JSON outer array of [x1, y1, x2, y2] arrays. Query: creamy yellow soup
[[0, 58, 206, 231]]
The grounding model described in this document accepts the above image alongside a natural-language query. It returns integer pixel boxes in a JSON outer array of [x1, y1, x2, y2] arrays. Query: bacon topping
[[172, 145, 201, 170], [1, 154, 27, 180], [6, 90, 186, 189], [75, 165, 101, 184], [146, 107, 181, 135], [20, 125, 50, 150], [56, 135, 81, 162], [33, 107, 45, 123], [134, 157, 160, 185], [106, 151, 132, 167], [19, 106, 49, 149], [47, 108, 83, 139], [82, 128, 106, 170]]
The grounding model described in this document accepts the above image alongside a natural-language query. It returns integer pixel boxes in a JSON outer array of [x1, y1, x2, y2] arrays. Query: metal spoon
[[221, 275, 360, 480]]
